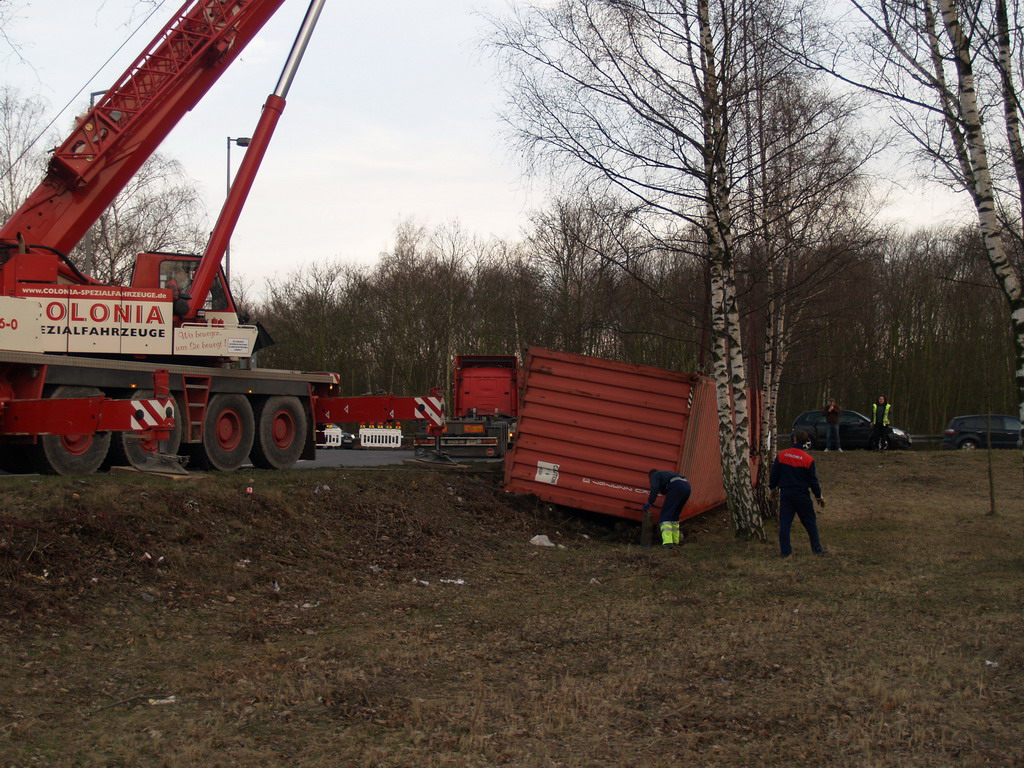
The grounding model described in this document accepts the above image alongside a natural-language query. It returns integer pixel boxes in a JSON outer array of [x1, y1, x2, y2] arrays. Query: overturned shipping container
[[503, 347, 743, 523]]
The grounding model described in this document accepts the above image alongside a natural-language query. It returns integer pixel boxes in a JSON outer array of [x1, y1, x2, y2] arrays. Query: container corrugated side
[[502, 347, 726, 522]]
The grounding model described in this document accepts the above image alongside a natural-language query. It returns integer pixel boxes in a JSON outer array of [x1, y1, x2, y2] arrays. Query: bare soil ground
[[1, 451, 1022, 767]]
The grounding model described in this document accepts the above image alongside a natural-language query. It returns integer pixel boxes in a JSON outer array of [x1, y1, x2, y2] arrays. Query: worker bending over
[[643, 469, 691, 548]]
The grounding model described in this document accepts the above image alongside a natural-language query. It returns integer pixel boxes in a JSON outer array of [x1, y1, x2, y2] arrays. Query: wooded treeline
[[251, 213, 1016, 436]]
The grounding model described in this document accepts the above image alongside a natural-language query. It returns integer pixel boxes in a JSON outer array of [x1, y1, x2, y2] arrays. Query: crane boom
[[0, 0, 287, 262]]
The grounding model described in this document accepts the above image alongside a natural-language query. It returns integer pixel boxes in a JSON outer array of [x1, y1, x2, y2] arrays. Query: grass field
[[1, 450, 1021, 767]]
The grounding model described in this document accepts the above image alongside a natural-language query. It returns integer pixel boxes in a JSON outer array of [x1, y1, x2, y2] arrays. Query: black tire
[[191, 393, 254, 472], [250, 396, 307, 470], [958, 438, 978, 450], [105, 390, 183, 469], [32, 386, 112, 475]]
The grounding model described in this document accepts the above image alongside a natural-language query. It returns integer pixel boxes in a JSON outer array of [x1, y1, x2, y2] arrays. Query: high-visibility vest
[[872, 402, 891, 426]]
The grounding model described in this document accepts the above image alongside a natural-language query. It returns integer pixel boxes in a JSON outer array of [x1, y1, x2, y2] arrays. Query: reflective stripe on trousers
[[660, 521, 680, 545]]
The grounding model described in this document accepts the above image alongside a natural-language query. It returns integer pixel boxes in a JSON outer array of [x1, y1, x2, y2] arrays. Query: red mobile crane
[[0, 0, 444, 474]]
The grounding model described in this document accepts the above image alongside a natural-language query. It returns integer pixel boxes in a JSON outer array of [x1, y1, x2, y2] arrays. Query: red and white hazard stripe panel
[[415, 395, 445, 427], [130, 399, 174, 432]]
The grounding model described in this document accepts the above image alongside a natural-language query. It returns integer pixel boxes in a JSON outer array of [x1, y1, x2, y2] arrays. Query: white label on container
[[535, 461, 560, 485]]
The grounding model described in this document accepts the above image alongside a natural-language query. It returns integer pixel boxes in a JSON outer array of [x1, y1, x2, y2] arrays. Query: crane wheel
[[32, 386, 112, 475], [190, 393, 255, 472], [250, 396, 307, 470], [105, 390, 184, 470]]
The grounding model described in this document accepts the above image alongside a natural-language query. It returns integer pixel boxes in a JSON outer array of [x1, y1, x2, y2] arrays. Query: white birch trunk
[[992, 0, 1024, 464], [762, 291, 786, 459], [935, 0, 1024, 460], [721, 256, 760, 535], [698, 0, 762, 539], [708, 247, 761, 538], [760, 296, 777, 460], [710, 261, 739, 513]]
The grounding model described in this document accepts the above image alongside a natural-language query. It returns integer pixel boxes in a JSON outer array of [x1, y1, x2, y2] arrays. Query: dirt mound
[[0, 466, 628, 631]]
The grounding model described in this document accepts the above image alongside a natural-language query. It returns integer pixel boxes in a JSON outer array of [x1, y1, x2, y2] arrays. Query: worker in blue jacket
[[769, 429, 828, 558], [643, 469, 691, 548]]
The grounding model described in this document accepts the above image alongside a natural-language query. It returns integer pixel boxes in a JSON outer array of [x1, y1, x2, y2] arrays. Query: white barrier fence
[[317, 427, 344, 448], [358, 427, 403, 449]]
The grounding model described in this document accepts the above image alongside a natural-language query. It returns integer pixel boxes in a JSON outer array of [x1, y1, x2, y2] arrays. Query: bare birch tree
[[489, 0, 849, 537], [736, 73, 877, 500], [807, 0, 1024, 457]]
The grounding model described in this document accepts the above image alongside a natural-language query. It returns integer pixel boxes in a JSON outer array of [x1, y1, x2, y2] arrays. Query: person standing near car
[[871, 395, 891, 450], [822, 398, 842, 451], [769, 430, 827, 558], [643, 469, 691, 549]]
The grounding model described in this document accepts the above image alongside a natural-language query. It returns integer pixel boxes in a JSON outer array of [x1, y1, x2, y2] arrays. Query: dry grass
[[0, 451, 1021, 767]]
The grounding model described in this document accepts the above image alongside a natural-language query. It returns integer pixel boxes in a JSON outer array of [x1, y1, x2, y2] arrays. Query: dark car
[[791, 409, 913, 451], [941, 414, 1022, 450]]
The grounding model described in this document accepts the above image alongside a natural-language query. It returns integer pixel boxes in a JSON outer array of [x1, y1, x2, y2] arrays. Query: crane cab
[[131, 252, 237, 325]]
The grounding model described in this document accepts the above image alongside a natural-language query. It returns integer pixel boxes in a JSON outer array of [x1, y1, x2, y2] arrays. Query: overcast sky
[[4, 0, 971, 290]]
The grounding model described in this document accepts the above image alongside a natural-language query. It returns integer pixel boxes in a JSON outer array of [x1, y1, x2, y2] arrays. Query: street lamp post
[[225, 136, 251, 286]]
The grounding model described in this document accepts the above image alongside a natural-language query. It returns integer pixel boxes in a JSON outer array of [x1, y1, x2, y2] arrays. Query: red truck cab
[[414, 354, 520, 460], [453, 355, 519, 418]]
